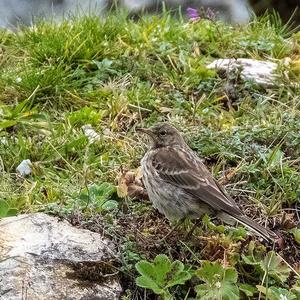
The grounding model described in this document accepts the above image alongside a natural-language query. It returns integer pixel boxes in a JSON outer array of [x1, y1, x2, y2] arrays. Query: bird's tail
[[231, 214, 277, 242]]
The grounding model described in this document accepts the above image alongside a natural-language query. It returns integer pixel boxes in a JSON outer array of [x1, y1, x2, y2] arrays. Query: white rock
[[0, 213, 121, 300], [16, 159, 32, 176], [207, 58, 279, 87], [82, 124, 101, 144]]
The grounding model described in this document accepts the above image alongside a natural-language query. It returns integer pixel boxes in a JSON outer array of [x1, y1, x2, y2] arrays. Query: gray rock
[[0, 213, 121, 300]]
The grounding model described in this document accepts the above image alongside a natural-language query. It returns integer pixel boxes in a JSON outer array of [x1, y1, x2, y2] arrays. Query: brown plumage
[[138, 122, 277, 242]]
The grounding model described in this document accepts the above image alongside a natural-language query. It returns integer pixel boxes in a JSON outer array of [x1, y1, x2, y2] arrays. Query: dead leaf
[[117, 167, 148, 200]]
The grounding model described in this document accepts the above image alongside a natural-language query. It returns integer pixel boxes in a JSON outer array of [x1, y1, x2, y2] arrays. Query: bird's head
[[137, 123, 186, 148]]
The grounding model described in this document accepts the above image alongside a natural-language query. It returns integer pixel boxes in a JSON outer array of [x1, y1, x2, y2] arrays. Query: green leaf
[[241, 240, 264, 266], [136, 255, 169, 294], [79, 194, 90, 203], [201, 214, 225, 232], [260, 251, 290, 283], [0, 120, 17, 130], [101, 200, 118, 210], [93, 58, 113, 70], [6, 208, 18, 217], [78, 183, 118, 212], [291, 285, 300, 298], [229, 226, 247, 240], [239, 283, 257, 297], [266, 146, 284, 168], [153, 255, 172, 284], [195, 261, 239, 300], [166, 260, 192, 288], [135, 254, 191, 297], [196, 261, 223, 283], [289, 228, 300, 245], [136, 269, 163, 294], [90, 182, 116, 198], [0, 200, 18, 218], [13, 98, 31, 115], [68, 106, 104, 126], [257, 285, 297, 300], [242, 254, 261, 266], [0, 199, 9, 217]]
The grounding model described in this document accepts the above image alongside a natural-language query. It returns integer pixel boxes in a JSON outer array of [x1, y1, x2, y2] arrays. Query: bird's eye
[[159, 130, 167, 136]]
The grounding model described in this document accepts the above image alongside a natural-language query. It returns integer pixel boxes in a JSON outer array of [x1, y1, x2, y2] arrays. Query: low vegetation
[[0, 10, 300, 299]]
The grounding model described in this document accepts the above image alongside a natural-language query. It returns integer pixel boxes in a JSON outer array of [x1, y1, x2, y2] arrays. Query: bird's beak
[[136, 127, 156, 140]]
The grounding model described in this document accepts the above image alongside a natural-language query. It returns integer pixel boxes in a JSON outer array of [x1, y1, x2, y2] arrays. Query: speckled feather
[[139, 123, 277, 241]]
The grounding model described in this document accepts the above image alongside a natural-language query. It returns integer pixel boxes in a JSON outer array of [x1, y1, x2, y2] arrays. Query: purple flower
[[186, 7, 200, 21]]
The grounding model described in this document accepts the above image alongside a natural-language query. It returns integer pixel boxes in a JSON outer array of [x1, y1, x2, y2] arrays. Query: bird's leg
[[185, 218, 202, 240], [159, 218, 185, 242]]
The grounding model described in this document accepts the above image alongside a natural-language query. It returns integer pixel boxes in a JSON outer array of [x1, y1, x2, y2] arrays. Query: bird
[[137, 122, 277, 242]]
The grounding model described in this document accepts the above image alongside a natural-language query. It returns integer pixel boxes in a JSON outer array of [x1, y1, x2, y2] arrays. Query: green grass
[[1, 11, 300, 299]]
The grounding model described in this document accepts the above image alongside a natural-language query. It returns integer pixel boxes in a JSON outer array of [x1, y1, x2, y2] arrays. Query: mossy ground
[[1, 11, 300, 299]]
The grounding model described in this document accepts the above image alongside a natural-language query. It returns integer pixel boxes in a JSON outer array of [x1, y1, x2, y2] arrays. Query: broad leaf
[[195, 261, 239, 300], [290, 228, 300, 245], [239, 283, 257, 297], [260, 251, 290, 283], [266, 147, 284, 168], [78, 183, 118, 212], [0, 120, 17, 130], [90, 182, 116, 198], [101, 200, 118, 210], [166, 260, 192, 288], [242, 254, 261, 266], [0, 199, 9, 217], [241, 240, 264, 266], [136, 261, 164, 294], [6, 208, 18, 217], [257, 286, 297, 300], [136, 254, 192, 297]]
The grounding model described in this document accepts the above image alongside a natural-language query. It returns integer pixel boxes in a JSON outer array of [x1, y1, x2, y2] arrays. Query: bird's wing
[[151, 147, 242, 216]]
